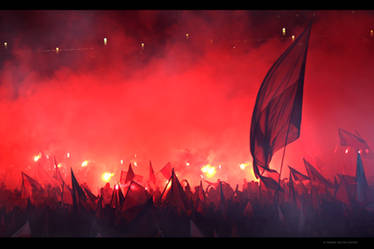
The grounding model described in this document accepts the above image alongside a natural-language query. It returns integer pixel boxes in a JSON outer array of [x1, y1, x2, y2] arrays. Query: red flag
[[288, 171, 296, 203], [122, 181, 150, 218], [260, 175, 283, 192], [160, 162, 172, 179], [110, 185, 125, 209], [125, 164, 135, 184], [61, 182, 73, 205], [162, 169, 189, 213], [21, 172, 44, 202], [303, 159, 333, 188], [148, 161, 157, 186], [335, 176, 352, 206]]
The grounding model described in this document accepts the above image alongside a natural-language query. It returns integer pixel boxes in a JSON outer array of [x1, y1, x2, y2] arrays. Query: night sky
[[0, 10, 373, 192]]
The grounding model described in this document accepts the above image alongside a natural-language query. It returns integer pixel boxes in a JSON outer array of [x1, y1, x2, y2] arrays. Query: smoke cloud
[[1, 10, 374, 191]]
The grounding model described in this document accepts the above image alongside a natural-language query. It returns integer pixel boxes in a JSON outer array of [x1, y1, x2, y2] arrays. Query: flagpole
[[159, 174, 172, 204], [278, 121, 292, 185]]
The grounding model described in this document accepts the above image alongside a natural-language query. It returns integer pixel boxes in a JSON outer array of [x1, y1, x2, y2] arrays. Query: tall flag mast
[[250, 23, 312, 181]]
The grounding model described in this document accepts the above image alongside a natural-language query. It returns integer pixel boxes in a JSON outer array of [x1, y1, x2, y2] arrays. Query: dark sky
[[1, 10, 374, 191]]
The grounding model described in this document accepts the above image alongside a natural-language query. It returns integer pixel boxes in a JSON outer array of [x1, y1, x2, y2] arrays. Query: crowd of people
[[1, 161, 374, 239]]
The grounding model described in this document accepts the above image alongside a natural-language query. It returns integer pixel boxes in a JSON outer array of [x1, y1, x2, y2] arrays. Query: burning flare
[[81, 160, 89, 167], [33, 152, 42, 162], [201, 164, 216, 178], [101, 172, 114, 183]]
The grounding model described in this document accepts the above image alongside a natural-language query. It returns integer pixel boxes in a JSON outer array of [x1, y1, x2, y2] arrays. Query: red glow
[[0, 11, 374, 191]]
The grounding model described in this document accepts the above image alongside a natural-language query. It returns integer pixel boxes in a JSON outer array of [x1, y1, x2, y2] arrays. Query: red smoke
[[1, 10, 374, 192]]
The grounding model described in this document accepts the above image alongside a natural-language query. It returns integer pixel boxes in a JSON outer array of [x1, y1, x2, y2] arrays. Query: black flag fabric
[[21, 172, 44, 201], [303, 159, 333, 188], [288, 165, 310, 181], [70, 168, 87, 209], [250, 23, 312, 178], [356, 152, 369, 203], [338, 128, 373, 157]]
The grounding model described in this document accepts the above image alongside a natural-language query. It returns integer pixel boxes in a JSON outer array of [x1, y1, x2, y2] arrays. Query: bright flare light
[[186, 162, 190, 166], [102, 172, 114, 183], [120, 159, 123, 165], [240, 162, 249, 170], [282, 27, 286, 36], [104, 37, 107, 45], [57, 163, 62, 168], [201, 164, 216, 178], [66, 152, 71, 158], [345, 148, 349, 154], [81, 160, 89, 167], [34, 153, 42, 162]]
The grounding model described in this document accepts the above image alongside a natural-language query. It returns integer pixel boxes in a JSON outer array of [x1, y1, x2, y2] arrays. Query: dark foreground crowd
[[1, 170, 374, 238]]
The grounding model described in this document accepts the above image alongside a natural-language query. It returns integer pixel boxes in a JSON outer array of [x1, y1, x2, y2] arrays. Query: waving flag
[[356, 152, 369, 203], [122, 181, 149, 215], [303, 159, 333, 188], [250, 23, 312, 178], [288, 165, 310, 181], [260, 175, 283, 192], [111, 185, 125, 209], [160, 162, 172, 179], [161, 168, 189, 213], [147, 161, 157, 189], [125, 163, 135, 184], [71, 168, 87, 209], [338, 128, 372, 156], [21, 172, 44, 201]]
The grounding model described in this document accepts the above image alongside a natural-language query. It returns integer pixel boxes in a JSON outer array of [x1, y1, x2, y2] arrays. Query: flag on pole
[[260, 175, 283, 192], [338, 128, 372, 156], [21, 172, 44, 202], [125, 164, 135, 184], [160, 162, 172, 179], [162, 168, 189, 213], [356, 152, 369, 203], [111, 185, 125, 209], [70, 168, 87, 209], [303, 159, 333, 188], [148, 161, 157, 185], [250, 23, 312, 178], [288, 165, 310, 181]]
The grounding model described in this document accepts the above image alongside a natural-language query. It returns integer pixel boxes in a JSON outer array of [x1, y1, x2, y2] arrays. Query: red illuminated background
[[0, 10, 373, 193]]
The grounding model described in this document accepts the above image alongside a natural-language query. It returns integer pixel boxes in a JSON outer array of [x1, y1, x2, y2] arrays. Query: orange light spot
[[201, 164, 216, 178], [101, 172, 114, 183], [34, 153, 42, 162], [81, 160, 89, 167]]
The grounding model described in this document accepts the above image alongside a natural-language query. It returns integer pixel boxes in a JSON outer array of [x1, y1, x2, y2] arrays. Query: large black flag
[[71, 168, 87, 209], [250, 24, 312, 178]]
